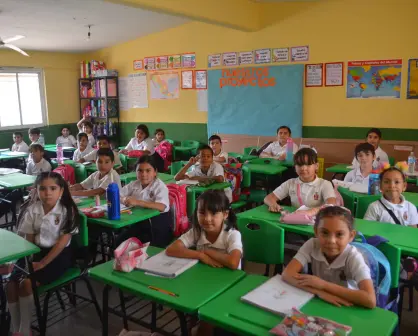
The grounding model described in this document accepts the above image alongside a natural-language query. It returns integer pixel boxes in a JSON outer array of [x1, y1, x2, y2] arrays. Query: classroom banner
[[207, 65, 303, 137]]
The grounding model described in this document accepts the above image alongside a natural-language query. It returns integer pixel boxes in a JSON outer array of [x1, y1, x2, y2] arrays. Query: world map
[[149, 73, 179, 100]]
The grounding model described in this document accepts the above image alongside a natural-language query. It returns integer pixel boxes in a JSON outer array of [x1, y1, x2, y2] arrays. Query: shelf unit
[[79, 76, 120, 144]]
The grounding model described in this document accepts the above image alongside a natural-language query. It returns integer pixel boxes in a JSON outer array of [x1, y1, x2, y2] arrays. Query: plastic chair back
[[72, 213, 89, 249], [181, 140, 200, 156], [165, 139, 175, 145], [356, 195, 380, 218], [170, 161, 188, 175], [376, 241, 401, 289], [241, 165, 251, 188], [389, 157, 395, 166], [74, 163, 87, 183], [337, 186, 356, 214], [243, 146, 259, 156], [119, 153, 128, 172]]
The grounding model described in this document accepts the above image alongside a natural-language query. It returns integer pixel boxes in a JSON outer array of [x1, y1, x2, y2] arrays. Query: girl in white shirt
[[5, 172, 79, 336], [56, 127, 77, 147], [26, 144, 52, 176]]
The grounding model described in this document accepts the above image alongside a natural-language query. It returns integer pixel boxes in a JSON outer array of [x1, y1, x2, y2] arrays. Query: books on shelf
[[80, 60, 106, 78], [79, 79, 118, 98]]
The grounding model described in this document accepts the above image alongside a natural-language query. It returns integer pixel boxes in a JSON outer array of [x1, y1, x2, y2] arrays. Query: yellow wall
[[0, 50, 80, 125]]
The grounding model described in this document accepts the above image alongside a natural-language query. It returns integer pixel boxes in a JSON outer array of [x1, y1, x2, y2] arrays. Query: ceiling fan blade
[[3, 35, 25, 44], [4, 44, 29, 57]]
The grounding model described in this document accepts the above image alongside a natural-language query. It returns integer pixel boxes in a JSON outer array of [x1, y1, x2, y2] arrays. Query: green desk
[[0, 152, 29, 160], [0, 173, 36, 189], [0, 229, 40, 264], [89, 246, 245, 336], [186, 182, 231, 217], [119, 172, 175, 185], [326, 164, 352, 179], [249, 157, 294, 167], [199, 275, 398, 336], [51, 159, 76, 170]]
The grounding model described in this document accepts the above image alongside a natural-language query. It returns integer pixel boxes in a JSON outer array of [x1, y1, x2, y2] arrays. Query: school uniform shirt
[[294, 238, 371, 289], [11, 141, 29, 153], [273, 177, 335, 208], [18, 201, 78, 248], [343, 168, 370, 186], [82, 149, 122, 167], [214, 151, 228, 163], [179, 225, 243, 269], [351, 146, 389, 169], [187, 162, 233, 203], [77, 129, 96, 148], [364, 195, 418, 226], [80, 169, 122, 190], [262, 141, 299, 158], [56, 135, 77, 147], [26, 158, 52, 176], [125, 137, 155, 155], [120, 178, 169, 213], [72, 145, 94, 161]]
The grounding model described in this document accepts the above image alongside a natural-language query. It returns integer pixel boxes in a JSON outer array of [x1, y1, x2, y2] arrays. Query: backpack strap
[[378, 200, 401, 225], [296, 184, 304, 206]]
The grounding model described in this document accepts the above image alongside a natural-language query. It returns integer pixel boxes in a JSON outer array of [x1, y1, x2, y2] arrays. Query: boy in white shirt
[[260, 126, 299, 160], [26, 144, 52, 176], [11, 131, 29, 153], [72, 133, 94, 161], [351, 128, 389, 169], [28, 128, 41, 145], [209, 135, 228, 164], [77, 117, 96, 148], [344, 143, 375, 186], [77, 135, 121, 168]]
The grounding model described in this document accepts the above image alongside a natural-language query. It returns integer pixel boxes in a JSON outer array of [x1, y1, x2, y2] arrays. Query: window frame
[[0, 67, 47, 130]]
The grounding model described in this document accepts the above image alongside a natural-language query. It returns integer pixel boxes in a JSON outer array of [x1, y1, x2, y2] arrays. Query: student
[[72, 133, 94, 161], [70, 148, 121, 197], [344, 143, 375, 185], [11, 132, 29, 153], [6, 172, 79, 336], [77, 135, 122, 167], [364, 167, 418, 227], [175, 145, 232, 203], [282, 206, 376, 308], [26, 144, 52, 176], [77, 117, 96, 147], [260, 126, 299, 160], [264, 148, 336, 216], [209, 135, 228, 164], [56, 127, 77, 147], [116, 155, 173, 248], [120, 124, 164, 172], [351, 128, 389, 169], [152, 128, 166, 146], [28, 128, 41, 145]]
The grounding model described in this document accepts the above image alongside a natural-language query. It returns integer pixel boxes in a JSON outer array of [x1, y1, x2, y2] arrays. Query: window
[[0, 68, 47, 129]]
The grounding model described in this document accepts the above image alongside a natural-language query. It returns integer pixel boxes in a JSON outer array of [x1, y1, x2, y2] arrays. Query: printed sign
[[272, 48, 289, 62], [255, 49, 271, 64], [238, 51, 254, 65], [291, 46, 309, 62], [208, 54, 221, 68], [222, 52, 238, 67]]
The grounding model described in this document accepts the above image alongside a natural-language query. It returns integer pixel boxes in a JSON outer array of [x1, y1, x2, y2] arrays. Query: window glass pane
[[18, 73, 43, 125], [0, 73, 21, 127]]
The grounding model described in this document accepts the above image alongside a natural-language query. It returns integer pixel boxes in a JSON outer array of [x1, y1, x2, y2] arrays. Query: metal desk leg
[[102, 285, 111, 336], [176, 311, 189, 336]]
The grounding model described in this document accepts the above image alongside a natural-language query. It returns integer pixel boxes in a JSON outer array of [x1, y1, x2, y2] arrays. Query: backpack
[[127, 150, 144, 158], [223, 164, 243, 203], [53, 164, 75, 185], [167, 184, 189, 237], [155, 141, 173, 172]]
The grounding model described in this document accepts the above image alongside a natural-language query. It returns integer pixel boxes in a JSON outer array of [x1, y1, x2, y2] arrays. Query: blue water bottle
[[107, 182, 120, 220], [368, 171, 380, 195]]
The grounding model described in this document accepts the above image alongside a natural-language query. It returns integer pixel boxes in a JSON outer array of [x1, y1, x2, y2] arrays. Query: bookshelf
[[79, 76, 120, 144]]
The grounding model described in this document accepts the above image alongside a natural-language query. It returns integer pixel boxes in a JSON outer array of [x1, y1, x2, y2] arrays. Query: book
[[138, 250, 198, 278], [241, 274, 314, 316], [176, 179, 199, 186], [0, 168, 21, 175]]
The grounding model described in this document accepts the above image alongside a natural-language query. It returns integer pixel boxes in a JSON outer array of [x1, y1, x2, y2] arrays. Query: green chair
[[119, 153, 128, 172], [181, 140, 200, 156], [338, 186, 356, 214], [165, 139, 175, 145], [355, 195, 380, 218], [74, 163, 87, 183], [389, 157, 395, 166], [231, 165, 251, 211], [243, 146, 259, 156], [170, 161, 188, 175], [237, 217, 285, 275]]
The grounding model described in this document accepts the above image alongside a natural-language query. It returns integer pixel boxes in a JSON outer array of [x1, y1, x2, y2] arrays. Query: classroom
[[1, 0, 418, 335]]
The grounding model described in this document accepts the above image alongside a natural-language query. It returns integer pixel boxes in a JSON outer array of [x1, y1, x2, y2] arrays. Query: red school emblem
[[313, 192, 319, 201]]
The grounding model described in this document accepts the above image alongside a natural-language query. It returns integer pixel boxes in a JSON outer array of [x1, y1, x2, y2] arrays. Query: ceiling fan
[[0, 35, 29, 57]]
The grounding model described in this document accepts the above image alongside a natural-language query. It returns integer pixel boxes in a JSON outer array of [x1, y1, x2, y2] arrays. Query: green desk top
[[199, 275, 397, 336], [0, 152, 29, 160], [244, 163, 288, 175], [89, 246, 245, 314], [188, 182, 231, 193], [326, 164, 352, 174], [249, 158, 294, 167], [0, 229, 40, 264], [0, 173, 36, 188]]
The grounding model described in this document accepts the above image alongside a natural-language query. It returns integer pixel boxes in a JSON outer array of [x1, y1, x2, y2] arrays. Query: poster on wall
[[208, 54, 221, 68], [325, 62, 344, 86], [305, 64, 323, 87], [181, 70, 194, 89], [347, 59, 402, 99], [255, 49, 271, 64], [149, 72, 179, 100], [144, 57, 155, 71], [407, 59, 418, 99], [133, 60, 143, 70], [118, 77, 130, 110], [222, 52, 238, 66], [291, 46, 309, 62], [128, 73, 148, 108], [181, 53, 196, 68], [156, 56, 168, 70], [195, 70, 207, 89], [238, 51, 254, 65], [272, 48, 289, 62], [168, 55, 182, 69]]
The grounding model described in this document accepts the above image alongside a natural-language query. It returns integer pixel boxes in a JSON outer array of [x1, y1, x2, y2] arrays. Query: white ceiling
[[0, 0, 189, 53]]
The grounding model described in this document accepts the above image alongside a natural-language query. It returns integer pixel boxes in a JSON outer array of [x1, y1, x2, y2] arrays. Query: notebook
[[176, 179, 199, 186], [241, 274, 314, 316], [0, 168, 21, 175], [138, 251, 198, 278]]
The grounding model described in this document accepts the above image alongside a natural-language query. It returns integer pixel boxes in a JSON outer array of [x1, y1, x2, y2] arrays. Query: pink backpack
[[155, 141, 173, 172], [167, 183, 190, 237], [53, 164, 76, 185]]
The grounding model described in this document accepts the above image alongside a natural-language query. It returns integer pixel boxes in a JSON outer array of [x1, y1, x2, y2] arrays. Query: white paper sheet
[[128, 73, 148, 108], [197, 90, 208, 112]]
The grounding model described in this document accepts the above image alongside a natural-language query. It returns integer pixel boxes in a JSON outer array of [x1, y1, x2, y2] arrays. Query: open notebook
[[176, 179, 199, 186], [138, 251, 198, 278], [241, 274, 314, 316]]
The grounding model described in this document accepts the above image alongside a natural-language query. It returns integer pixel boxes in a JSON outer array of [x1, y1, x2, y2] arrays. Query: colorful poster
[[272, 48, 289, 62], [291, 46, 309, 62], [181, 70, 194, 89], [407, 59, 418, 99], [238, 51, 254, 65], [149, 72, 179, 100], [305, 64, 323, 87], [255, 49, 271, 64], [222, 52, 238, 66], [144, 57, 155, 71], [208, 54, 221, 68], [347, 59, 402, 99], [181, 53, 196, 68], [156, 56, 168, 70], [133, 60, 143, 70], [168, 55, 182, 69], [325, 62, 344, 86], [195, 70, 207, 89]]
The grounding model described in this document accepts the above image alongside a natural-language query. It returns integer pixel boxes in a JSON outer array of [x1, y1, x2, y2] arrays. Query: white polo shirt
[[120, 178, 169, 213], [344, 168, 370, 186], [80, 169, 122, 190], [352, 147, 389, 169], [12, 141, 29, 153], [56, 135, 77, 147], [273, 177, 335, 208], [179, 226, 243, 269], [294, 238, 371, 289], [262, 141, 299, 158], [214, 151, 228, 163], [18, 202, 78, 248], [82, 149, 122, 167], [364, 195, 418, 226], [73, 146, 94, 161], [125, 137, 155, 155], [26, 158, 52, 176]]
